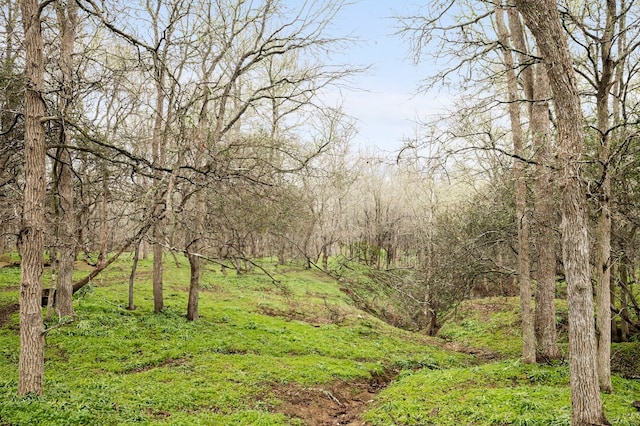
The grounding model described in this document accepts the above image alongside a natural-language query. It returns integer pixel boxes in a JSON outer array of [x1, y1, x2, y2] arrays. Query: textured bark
[[186, 250, 200, 321], [495, 5, 535, 364], [151, 53, 165, 314], [97, 171, 109, 268], [0, 2, 20, 256], [514, 1, 608, 425], [54, 0, 79, 318], [151, 71, 165, 312], [186, 185, 204, 322], [593, 0, 616, 394], [152, 222, 164, 313], [18, 0, 46, 396], [531, 61, 561, 362]]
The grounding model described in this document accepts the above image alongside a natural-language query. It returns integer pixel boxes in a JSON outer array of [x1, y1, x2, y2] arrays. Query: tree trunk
[[54, 146, 75, 317], [619, 259, 630, 342], [18, 0, 46, 395], [151, 48, 165, 313], [127, 240, 141, 311], [97, 170, 109, 268], [531, 59, 561, 362], [321, 244, 329, 271], [53, 0, 79, 318], [514, 1, 608, 424], [186, 189, 205, 321], [495, 6, 535, 364], [186, 251, 200, 321], [593, 0, 616, 393], [152, 217, 164, 313]]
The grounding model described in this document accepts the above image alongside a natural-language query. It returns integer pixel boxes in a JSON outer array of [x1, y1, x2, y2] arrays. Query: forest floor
[[0, 257, 640, 425]]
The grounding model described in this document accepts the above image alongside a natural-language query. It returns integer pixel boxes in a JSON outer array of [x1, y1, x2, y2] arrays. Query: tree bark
[[531, 59, 561, 362], [495, 5, 535, 364], [97, 169, 109, 268], [151, 2, 167, 314], [127, 240, 141, 311], [514, 1, 608, 425], [593, 0, 616, 394], [186, 250, 200, 321], [18, 0, 46, 396], [152, 93, 164, 314], [53, 0, 79, 318], [186, 185, 205, 322]]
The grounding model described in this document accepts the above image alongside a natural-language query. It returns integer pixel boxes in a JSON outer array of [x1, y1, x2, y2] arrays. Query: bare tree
[[514, 1, 608, 424], [531, 58, 561, 362], [0, 0, 24, 256], [18, 0, 46, 396], [494, 3, 534, 364], [52, 0, 79, 318]]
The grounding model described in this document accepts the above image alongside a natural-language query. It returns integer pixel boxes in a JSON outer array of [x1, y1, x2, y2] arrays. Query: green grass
[[1, 257, 639, 425], [0, 257, 466, 425], [365, 361, 640, 425], [437, 297, 570, 359]]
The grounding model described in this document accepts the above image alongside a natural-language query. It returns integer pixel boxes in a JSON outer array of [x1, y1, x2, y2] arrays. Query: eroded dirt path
[[272, 370, 395, 426]]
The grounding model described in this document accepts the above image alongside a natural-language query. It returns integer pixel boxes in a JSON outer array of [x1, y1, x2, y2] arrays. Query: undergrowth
[[0, 257, 464, 425], [0, 256, 639, 425]]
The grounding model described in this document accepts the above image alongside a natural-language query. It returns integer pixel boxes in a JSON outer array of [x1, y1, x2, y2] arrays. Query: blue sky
[[325, 0, 449, 152]]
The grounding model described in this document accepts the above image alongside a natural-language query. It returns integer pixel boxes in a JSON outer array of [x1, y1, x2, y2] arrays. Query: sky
[[325, 0, 450, 153]]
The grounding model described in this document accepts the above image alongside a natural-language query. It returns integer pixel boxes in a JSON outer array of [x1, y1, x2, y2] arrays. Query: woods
[[2, 0, 640, 424]]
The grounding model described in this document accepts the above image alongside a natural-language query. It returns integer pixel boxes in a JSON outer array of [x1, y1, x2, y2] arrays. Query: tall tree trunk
[[531, 60, 561, 362], [18, 0, 46, 396], [186, 248, 200, 321], [495, 5, 535, 364], [0, 1, 19, 258], [185, 64, 215, 320], [514, 1, 608, 425], [152, 76, 165, 314], [593, 0, 616, 394], [54, 0, 79, 318], [186, 189, 205, 321]]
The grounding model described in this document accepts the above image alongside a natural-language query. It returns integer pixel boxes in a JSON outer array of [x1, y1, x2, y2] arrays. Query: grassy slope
[[0, 258, 639, 425], [368, 297, 640, 425]]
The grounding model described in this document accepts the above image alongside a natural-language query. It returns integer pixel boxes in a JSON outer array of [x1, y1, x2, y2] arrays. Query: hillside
[[1, 258, 639, 425]]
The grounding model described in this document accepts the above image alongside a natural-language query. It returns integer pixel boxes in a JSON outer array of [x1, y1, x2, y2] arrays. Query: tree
[[514, 1, 608, 424], [591, 0, 616, 394], [494, 3, 534, 364], [18, 0, 46, 396], [0, 0, 24, 256], [52, 0, 79, 318], [531, 57, 561, 362]]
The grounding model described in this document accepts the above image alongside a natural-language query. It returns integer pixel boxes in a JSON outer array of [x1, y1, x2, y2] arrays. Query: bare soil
[[271, 370, 395, 426], [0, 303, 19, 327]]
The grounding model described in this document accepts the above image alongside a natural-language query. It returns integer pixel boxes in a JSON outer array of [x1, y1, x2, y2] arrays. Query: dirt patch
[[127, 357, 188, 374], [259, 305, 311, 322], [271, 370, 395, 425], [258, 300, 350, 326], [612, 342, 640, 379], [0, 303, 19, 327], [441, 340, 503, 362]]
